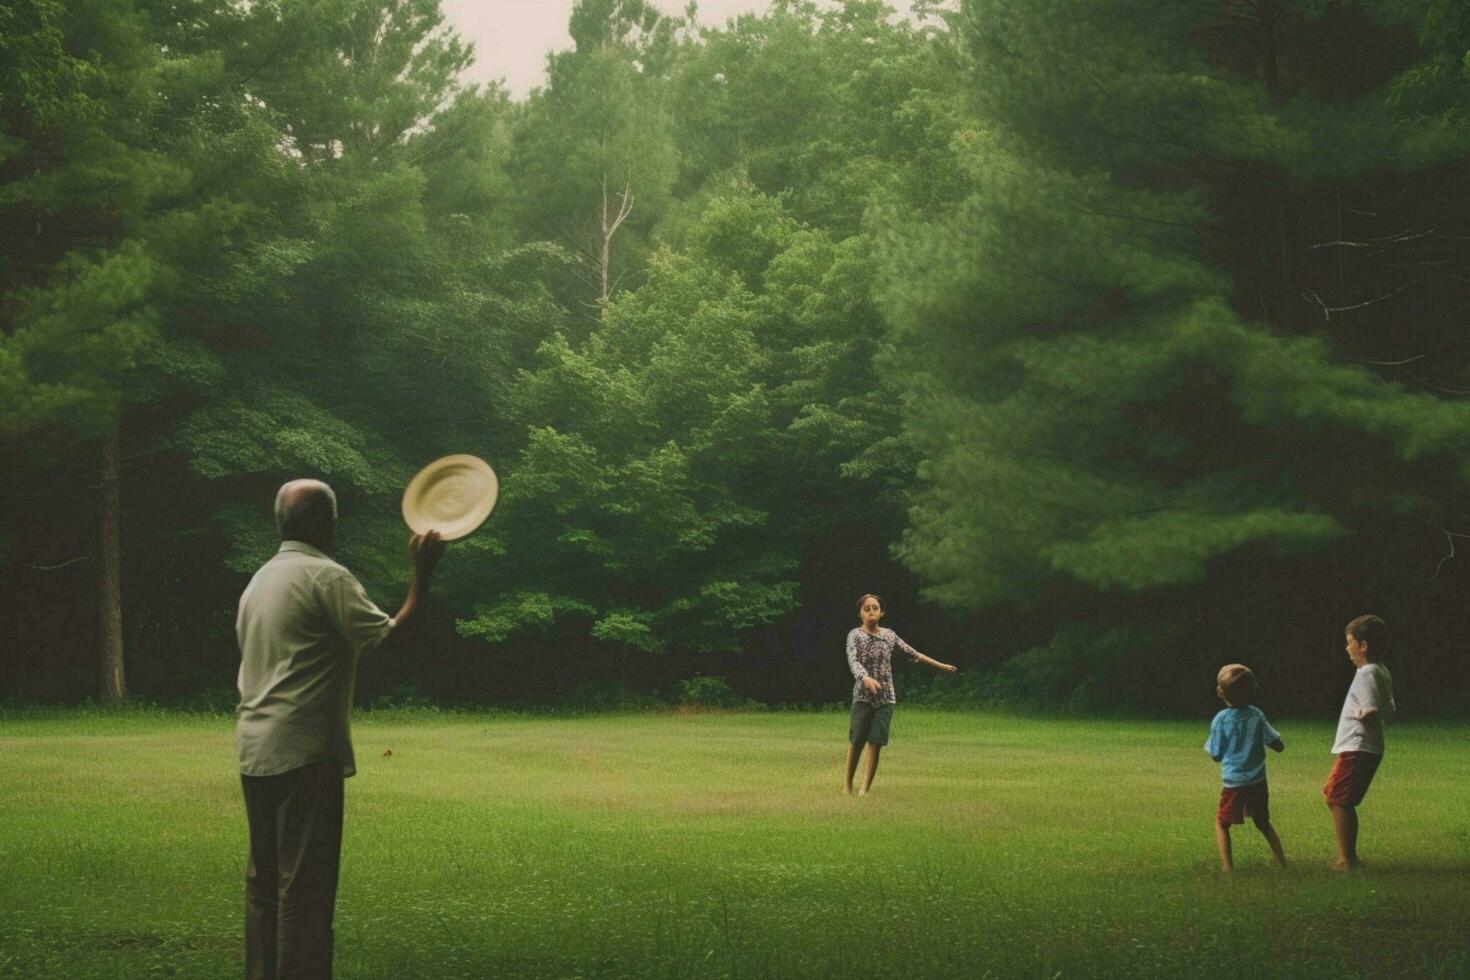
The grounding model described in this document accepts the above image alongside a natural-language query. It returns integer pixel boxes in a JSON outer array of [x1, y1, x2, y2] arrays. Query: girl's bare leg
[[859, 744, 882, 795], [843, 743, 862, 793]]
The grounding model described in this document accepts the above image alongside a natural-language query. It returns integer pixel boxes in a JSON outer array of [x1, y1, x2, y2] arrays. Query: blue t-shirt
[[1205, 705, 1281, 787]]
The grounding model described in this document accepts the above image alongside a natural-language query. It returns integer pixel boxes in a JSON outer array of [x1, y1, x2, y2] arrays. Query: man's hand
[[410, 530, 445, 574], [393, 531, 444, 631], [862, 676, 881, 696]]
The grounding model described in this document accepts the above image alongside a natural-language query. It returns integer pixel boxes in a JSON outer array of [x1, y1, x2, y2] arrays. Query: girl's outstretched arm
[[916, 651, 958, 673], [893, 635, 956, 673]]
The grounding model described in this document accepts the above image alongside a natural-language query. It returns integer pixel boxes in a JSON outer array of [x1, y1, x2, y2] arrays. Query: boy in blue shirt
[[1205, 664, 1287, 874]]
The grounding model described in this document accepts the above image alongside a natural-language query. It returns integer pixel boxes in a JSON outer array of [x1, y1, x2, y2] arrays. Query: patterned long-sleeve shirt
[[847, 627, 921, 705]]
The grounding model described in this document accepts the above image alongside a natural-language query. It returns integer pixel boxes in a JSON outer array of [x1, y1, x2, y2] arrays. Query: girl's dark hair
[[857, 593, 883, 613]]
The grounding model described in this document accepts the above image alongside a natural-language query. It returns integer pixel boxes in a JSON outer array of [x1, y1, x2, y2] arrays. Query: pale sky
[[441, 1, 778, 98]]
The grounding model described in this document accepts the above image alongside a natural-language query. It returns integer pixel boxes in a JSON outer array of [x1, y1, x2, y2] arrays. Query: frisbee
[[401, 454, 498, 541]]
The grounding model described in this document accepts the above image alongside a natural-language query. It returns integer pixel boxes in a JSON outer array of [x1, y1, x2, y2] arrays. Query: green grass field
[[1, 709, 1467, 978]]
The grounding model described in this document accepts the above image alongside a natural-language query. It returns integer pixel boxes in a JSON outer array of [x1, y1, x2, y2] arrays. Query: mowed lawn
[[1, 710, 1467, 978]]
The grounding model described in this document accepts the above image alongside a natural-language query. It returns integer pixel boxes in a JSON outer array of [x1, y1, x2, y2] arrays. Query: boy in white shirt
[[1324, 614, 1396, 870]]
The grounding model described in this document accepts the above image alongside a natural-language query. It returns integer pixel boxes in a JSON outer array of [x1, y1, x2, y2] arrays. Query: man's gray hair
[[275, 479, 338, 541]]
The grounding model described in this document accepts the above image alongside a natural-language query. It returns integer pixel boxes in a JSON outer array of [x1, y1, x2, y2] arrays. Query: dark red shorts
[[1323, 751, 1382, 807], [1217, 780, 1271, 826]]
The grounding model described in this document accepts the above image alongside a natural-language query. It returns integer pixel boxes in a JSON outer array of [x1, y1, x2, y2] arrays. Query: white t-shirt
[[1331, 662, 1395, 755]]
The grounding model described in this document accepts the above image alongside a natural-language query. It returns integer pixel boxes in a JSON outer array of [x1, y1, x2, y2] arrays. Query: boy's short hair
[[1216, 664, 1256, 707], [1345, 615, 1389, 660]]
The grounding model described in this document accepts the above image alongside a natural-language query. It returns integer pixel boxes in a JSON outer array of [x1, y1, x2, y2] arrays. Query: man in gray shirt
[[236, 479, 443, 979]]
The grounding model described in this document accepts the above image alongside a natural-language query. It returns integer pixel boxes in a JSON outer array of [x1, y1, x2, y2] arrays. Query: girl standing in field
[[844, 594, 957, 795]]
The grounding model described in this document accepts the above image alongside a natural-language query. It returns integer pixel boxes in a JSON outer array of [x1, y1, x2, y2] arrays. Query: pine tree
[[875, 0, 1470, 705]]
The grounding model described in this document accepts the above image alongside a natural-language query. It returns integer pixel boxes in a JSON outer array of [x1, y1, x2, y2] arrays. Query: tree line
[[4, 0, 1469, 714]]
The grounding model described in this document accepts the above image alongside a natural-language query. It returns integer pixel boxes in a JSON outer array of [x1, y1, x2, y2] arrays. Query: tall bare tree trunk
[[98, 426, 126, 702], [600, 180, 611, 307], [597, 174, 634, 310]]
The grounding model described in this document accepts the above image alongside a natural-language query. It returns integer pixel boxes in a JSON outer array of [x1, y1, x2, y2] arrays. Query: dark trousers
[[242, 761, 345, 980]]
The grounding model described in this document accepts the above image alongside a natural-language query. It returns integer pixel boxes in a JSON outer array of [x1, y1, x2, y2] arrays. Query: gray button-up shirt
[[236, 541, 395, 777]]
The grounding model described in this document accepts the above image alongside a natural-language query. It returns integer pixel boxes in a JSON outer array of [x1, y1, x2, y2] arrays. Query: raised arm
[[392, 530, 444, 632]]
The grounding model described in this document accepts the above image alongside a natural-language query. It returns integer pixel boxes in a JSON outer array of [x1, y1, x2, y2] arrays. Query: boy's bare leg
[[1329, 804, 1360, 869], [1215, 822, 1233, 874], [843, 743, 861, 794], [859, 744, 881, 796], [1254, 818, 1287, 868]]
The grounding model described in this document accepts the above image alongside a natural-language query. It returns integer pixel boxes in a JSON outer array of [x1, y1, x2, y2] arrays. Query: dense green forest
[[4, 0, 1469, 713]]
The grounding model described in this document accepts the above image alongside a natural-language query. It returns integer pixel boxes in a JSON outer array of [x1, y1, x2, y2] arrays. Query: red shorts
[[1323, 751, 1382, 807], [1217, 780, 1271, 826]]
